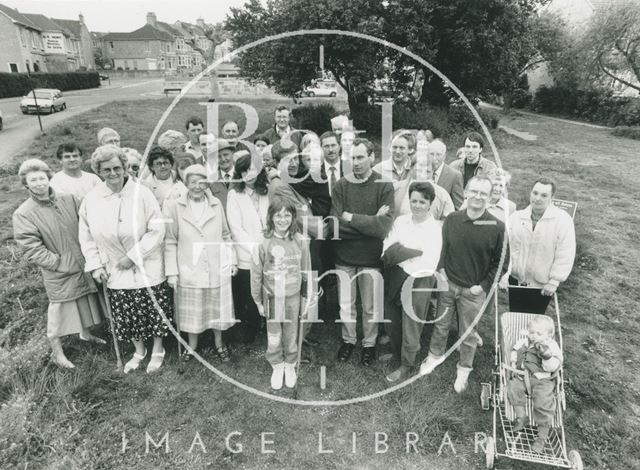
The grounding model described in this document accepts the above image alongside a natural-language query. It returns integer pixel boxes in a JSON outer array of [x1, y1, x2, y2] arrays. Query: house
[[0, 3, 95, 73], [0, 3, 46, 72], [52, 14, 95, 69], [528, 0, 639, 96], [98, 12, 213, 72]]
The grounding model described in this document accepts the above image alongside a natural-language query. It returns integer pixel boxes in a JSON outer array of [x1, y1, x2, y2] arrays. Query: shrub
[[611, 126, 640, 140], [511, 88, 533, 109], [351, 102, 500, 139], [0, 72, 100, 98], [291, 103, 341, 135], [532, 84, 640, 127]]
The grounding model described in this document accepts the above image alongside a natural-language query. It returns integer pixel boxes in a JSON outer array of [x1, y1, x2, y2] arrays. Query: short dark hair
[[147, 145, 174, 171], [56, 142, 82, 159], [271, 140, 299, 163], [231, 153, 269, 195], [408, 181, 436, 203], [275, 105, 290, 113], [185, 116, 204, 130], [393, 130, 416, 152], [264, 198, 300, 239], [464, 131, 484, 149], [533, 177, 557, 196], [320, 131, 339, 146], [352, 137, 374, 156], [254, 134, 270, 145]]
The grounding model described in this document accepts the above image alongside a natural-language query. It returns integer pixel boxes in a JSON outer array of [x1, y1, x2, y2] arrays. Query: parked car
[[300, 80, 338, 98], [99, 73, 109, 80], [20, 89, 67, 115]]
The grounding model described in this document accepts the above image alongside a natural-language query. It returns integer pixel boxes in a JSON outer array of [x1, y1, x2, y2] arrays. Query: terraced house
[[0, 3, 94, 72], [99, 12, 213, 72]]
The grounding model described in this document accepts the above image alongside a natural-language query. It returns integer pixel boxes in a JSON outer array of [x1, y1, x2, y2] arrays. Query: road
[[0, 78, 164, 163]]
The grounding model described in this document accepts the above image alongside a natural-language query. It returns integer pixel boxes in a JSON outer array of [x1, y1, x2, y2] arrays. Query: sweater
[[250, 233, 311, 305], [438, 209, 508, 293], [329, 170, 395, 267]]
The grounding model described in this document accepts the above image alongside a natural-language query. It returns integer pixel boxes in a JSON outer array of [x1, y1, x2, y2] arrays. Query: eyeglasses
[[129, 165, 140, 171], [153, 161, 172, 167], [467, 189, 490, 198]]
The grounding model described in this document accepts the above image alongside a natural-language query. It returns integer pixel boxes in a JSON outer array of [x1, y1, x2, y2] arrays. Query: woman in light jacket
[[13, 159, 104, 369], [163, 164, 237, 361], [226, 153, 270, 344], [79, 145, 172, 374]]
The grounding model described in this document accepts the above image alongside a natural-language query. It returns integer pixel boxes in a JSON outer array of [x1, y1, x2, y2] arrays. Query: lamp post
[[26, 69, 45, 135]]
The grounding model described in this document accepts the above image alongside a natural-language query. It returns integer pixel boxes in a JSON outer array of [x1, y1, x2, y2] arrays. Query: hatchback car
[[301, 80, 338, 97], [20, 89, 67, 114]]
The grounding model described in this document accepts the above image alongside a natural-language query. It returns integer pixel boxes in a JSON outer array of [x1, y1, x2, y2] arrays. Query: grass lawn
[[1, 99, 639, 470]]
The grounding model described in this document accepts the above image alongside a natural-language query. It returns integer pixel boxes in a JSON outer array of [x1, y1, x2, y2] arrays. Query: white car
[[20, 89, 67, 115], [302, 80, 338, 97]]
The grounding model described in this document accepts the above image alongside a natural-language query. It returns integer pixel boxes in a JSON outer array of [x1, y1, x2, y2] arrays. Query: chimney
[[196, 18, 205, 28], [147, 12, 157, 26], [78, 13, 84, 25]]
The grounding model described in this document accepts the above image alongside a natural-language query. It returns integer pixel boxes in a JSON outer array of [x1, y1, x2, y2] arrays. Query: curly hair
[[90, 145, 128, 174], [18, 159, 52, 186]]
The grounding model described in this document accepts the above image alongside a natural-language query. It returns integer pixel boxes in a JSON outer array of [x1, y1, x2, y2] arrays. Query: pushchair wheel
[[568, 450, 583, 470], [480, 382, 491, 410], [485, 436, 495, 468]]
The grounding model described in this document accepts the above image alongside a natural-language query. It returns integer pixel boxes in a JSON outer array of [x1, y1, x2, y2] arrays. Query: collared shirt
[[323, 160, 341, 195], [372, 158, 413, 182], [184, 141, 203, 163]]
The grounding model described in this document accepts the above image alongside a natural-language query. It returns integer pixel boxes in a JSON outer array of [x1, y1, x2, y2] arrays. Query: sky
[[0, 0, 249, 32]]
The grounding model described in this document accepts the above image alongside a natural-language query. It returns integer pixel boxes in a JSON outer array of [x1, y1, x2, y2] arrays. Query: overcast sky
[[0, 0, 249, 32]]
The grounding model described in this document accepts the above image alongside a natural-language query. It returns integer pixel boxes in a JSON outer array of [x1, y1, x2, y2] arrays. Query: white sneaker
[[124, 349, 147, 374], [454, 365, 472, 393], [284, 362, 297, 388], [271, 363, 285, 390], [146, 349, 165, 374], [419, 353, 442, 376]]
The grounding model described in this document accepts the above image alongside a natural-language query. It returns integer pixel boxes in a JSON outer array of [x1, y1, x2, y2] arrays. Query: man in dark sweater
[[330, 138, 395, 366], [421, 175, 508, 393]]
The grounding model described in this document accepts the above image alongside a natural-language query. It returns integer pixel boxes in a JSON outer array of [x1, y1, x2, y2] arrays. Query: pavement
[[0, 79, 164, 164]]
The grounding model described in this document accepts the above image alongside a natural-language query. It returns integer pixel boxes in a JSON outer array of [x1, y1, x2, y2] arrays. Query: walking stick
[[174, 286, 184, 375], [101, 283, 123, 371], [293, 293, 315, 400]]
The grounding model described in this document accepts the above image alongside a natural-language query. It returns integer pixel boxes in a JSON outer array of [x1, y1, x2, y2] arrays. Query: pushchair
[[480, 286, 583, 469]]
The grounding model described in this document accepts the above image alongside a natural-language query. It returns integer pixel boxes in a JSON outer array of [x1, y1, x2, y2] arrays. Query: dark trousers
[[232, 269, 261, 340]]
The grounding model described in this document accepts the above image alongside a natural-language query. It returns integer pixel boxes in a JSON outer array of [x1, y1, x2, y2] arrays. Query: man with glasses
[[50, 143, 101, 200], [421, 176, 507, 393], [263, 106, 302, 148]]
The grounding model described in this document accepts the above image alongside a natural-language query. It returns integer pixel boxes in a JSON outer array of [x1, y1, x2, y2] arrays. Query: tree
[[185, 22, 226, 65], [581, 0, 640, 93], [93, 47, 108, 69], [226, 0, 389, 112]]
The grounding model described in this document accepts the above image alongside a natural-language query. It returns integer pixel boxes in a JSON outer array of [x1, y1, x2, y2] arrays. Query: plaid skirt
[[107, 282, 172, 342], [176, 281, 235, 334]]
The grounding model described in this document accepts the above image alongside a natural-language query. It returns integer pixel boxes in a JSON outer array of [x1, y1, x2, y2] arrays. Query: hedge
[[0, 72, 100, 98], [351, 102, 500, 138], [532, 85, 640, 127], [611, 126, 640, 141], [291, 103, 341, 135]]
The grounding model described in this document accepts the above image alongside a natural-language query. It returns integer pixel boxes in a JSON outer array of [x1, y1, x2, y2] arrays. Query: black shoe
[[303, 337, 320, 347], [337, 342, 355, 361], [361, 346, 376, 366]]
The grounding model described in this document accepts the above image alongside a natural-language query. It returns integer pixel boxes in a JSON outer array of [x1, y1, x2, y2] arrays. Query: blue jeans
[[428, 280, 486, 369]]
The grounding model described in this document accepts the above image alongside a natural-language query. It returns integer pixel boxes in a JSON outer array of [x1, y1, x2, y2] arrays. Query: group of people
[[12, 104, 576, 406]]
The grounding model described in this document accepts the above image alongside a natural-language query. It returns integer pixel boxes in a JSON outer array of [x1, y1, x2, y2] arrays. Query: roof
[[0, 3, 40, 29], [175, 20, 206, 36], [24, 13, 73, 35], [102, 24, 173, 41], [156, 21, 181, 36], [52, 18, 82, 36]]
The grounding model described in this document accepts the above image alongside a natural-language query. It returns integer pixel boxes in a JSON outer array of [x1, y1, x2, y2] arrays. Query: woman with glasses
[[79, 145, 172, 374], [141, 146, 177, 204], [13, 159, 104, 369]]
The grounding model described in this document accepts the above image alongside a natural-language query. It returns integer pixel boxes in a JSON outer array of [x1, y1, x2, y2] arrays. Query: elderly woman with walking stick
[[13, 159, 104, 369], [79, 145, 172, 374], [163, 164, 238, 362]]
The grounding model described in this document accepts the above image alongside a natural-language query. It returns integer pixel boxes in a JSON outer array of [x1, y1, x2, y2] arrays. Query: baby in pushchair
[[507, 316, 563, 453]]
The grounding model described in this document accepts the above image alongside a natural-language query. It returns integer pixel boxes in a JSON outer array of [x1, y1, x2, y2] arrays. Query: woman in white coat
[[163, 165, 237, 361], [226, 153, 270, 344], [79, 145, 172, 374]]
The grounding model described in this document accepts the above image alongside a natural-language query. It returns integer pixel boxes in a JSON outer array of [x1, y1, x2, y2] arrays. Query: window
[[9, 63, 19, 73], [19, 28, 26, 47], [133, 60, 138, 70], [110, 41, 114, 49]]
